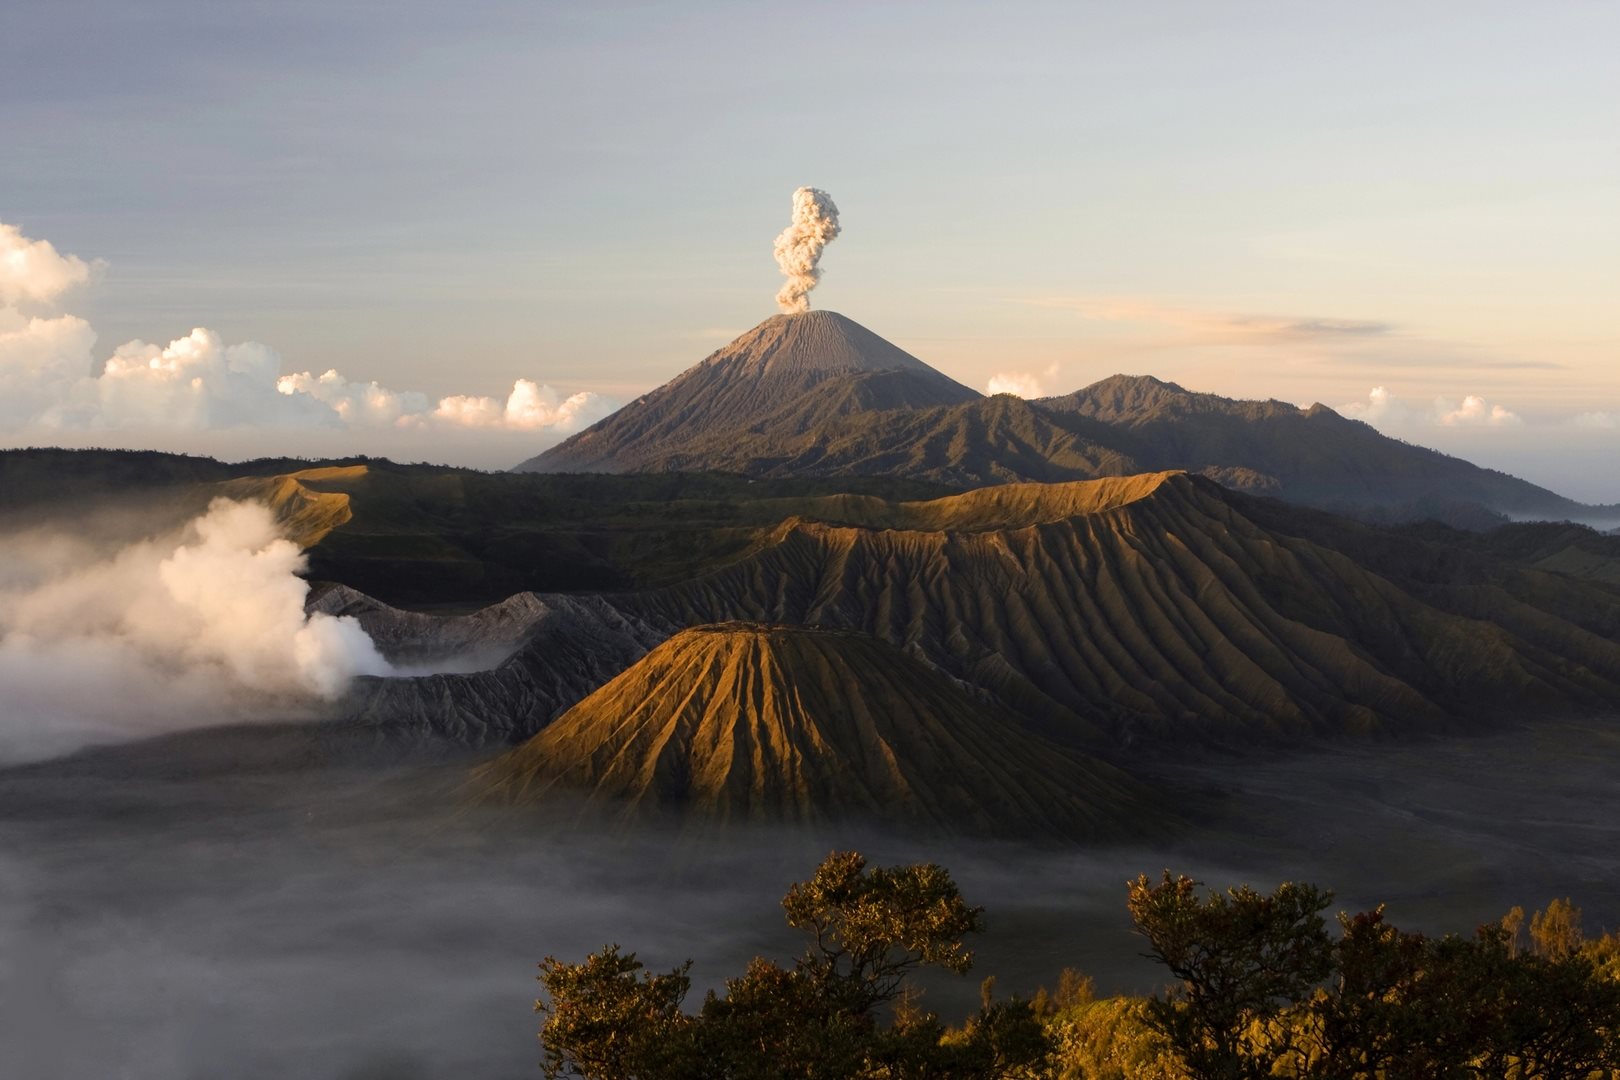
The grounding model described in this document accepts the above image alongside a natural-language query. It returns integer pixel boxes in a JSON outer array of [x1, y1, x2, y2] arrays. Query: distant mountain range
[[521, 310, 1601, 525]]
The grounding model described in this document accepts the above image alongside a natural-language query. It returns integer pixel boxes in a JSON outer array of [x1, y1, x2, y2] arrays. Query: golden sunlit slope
[[621, 472, 1620, 745], [218, 465, 361, 546], [753, 472, 1176, 531], [475, 623, 1146, 839]]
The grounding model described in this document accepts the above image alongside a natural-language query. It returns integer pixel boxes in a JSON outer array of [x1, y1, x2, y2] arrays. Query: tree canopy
[[536, 855, 1620, 1079]]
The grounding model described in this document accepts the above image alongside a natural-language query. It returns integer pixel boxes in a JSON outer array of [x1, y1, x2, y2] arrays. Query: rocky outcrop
[[330, 594, 666, 744]]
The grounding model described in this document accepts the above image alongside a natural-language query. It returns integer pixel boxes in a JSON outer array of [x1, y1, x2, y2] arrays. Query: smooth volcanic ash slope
[[519, 313, 1594, 521], [474, 623, 1147, 840], [520, 310, 979, 474]]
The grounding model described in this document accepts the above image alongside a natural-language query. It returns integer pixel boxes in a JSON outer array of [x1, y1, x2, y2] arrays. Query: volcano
[[516, 310, 980, 474], [473, 622, 1145, 839]]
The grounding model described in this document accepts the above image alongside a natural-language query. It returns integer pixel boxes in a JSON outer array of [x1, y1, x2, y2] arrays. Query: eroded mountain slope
[[621, 472, 1620, 745], [474, 623, 1147, 839], [335, 471, 1620, 750]]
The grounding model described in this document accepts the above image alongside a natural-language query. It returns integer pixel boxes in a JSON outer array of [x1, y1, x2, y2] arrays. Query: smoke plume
[[773, 187, 841, 314], [0, 499, 391, 764]]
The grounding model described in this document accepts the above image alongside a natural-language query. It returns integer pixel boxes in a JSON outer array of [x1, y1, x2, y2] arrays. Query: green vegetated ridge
[[243, 462, 956, 607]]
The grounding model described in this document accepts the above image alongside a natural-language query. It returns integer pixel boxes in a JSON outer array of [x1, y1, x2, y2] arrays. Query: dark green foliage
[[537, 858, 1620, 1080], [781, 850, 984, 1006], [1126, 871, 1334, 1079], [1128, 876, 1620, 1080], [536, 851, 1048, 1080], [535, 945, 694, 1080]]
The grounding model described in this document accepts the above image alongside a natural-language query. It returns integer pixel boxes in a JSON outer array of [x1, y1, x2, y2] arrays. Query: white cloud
[[1570, 411, 1618, 430], [0, 221, 97, 307], [1435, 394, 1522, 428], [433, 378, 615, 433], [986, 362, 1061, 399], [1339, 385, 1412, 425], [276, 368, 430, 428], [90, 329, 334, 432], [0, 220, 617, 448], [1340, 386, 1521, 430], [0, 313, 99, 425], [986, 372, 1045, 398]]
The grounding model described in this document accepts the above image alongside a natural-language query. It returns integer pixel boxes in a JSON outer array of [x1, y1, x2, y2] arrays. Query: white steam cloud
[[773, 187, 841, 314], [0, 220, 616, 450], [0, 499, 391, 764]]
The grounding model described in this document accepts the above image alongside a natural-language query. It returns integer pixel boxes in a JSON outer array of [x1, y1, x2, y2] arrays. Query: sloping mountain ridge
[[1040, 375, 1583, 517], [473, 623, 1149, 839], [523, 311, 979, 474], [334, 472, 1620, 750], [622, 472, 1620, 745], [336, 592, 667, 743], [519, 312, 1594, 521]]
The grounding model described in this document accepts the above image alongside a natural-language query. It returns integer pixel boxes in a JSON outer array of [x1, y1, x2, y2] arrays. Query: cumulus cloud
[[1435, 394, 1522, 428], [1339, 386, 1522, 429], [986, 362, 1061, 399], [0, 219, 616, 447], [433, 378, 614, 432], [0, 221, 97, 307], [0, 499, 391, 764], [275, 367, 431, 428], [1338, 385, 1412, 425]]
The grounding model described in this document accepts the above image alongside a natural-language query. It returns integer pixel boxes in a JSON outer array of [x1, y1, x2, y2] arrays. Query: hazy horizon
[[3, 2, 1617, 498]]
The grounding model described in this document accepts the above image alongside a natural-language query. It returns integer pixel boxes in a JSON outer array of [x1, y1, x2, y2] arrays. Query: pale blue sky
[[3, 1, 1617, 492]]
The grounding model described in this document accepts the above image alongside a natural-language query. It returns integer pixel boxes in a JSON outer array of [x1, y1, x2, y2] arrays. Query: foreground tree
[[540, 862, 1620, 1079], [1127, 871, 1333, 1079], [537, 851, 1046, 1079], [535, 946, 694, 1080]]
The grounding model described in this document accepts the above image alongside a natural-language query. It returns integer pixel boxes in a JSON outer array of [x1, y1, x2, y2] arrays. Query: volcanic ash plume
[[773, 187, 841, 314]]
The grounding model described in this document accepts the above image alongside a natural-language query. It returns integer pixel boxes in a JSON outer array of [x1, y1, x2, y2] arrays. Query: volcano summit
[[519, 311, 1600, 523], [517, 310, 978, 474]]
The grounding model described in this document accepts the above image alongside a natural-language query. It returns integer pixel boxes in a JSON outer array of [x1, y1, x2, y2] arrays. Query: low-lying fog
[[2, 719, 1616, 1080]]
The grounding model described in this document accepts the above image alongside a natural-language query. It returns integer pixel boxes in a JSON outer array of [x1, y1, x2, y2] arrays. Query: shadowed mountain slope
[[1397, 520, 1620, 587], [473, 623, 1147, 839], [335, 592, 666, 743], [335, 472, 1620, 751], [622, 472, 1620, 745], [519, 310, 979, 474], [1040, 375, 1585, 517], [516, 314, 1594, 520]]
